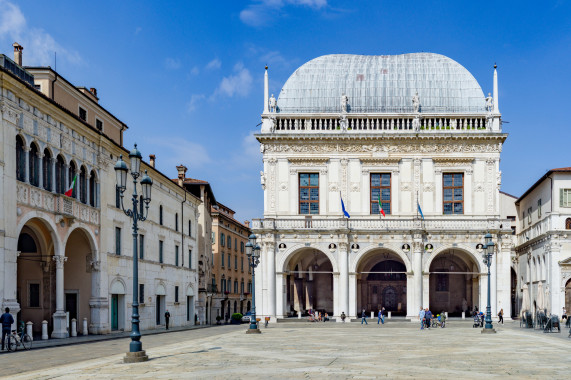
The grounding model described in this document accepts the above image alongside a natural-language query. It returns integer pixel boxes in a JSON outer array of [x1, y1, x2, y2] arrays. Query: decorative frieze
[[264, 142, 502, 154]]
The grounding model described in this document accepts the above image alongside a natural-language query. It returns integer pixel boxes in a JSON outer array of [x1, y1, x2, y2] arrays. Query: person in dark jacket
[[361, 309, 368, 325], [425, 308, 432, 328], [1, 308, 14, 351], [165, 310, 171, 330]]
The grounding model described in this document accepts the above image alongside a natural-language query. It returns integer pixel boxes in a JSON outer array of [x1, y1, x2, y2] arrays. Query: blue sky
[[1, 0, 570, 220]]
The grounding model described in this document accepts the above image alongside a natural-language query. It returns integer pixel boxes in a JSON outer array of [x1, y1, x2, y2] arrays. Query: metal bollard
[[83, 318, 88, 336], [26, 321, 33, 341], [71, 318, 77, 337], [298, 312, 301, 319], [42, 320, 48, 340], [462, 311, 465, 320], [371, 312, 374, 319], [445, 312, 448, 319]]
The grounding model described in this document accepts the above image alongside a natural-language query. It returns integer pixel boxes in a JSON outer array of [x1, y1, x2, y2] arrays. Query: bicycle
[[7, 322, 32, 351]]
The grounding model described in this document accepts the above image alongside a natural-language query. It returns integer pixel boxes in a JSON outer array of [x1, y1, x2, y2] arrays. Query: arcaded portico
[[252, 53, 514, 321]]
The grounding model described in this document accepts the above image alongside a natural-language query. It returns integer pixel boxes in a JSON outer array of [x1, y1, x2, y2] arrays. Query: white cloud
[[190, 66, 200, 75], [213, 62, 252, 98], [187, 94, 205, 112], [205, 58, 221, 70], [0, 0, 82, 66], [164, 57, 181, 70], [240, 0, 327, 27]]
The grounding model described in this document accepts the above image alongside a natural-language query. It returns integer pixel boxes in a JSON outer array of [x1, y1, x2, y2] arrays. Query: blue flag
[[417, 201, 424, 220], [340, 193, 350, 218]]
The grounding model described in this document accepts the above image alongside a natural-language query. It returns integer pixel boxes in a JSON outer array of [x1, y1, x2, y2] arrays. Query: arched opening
[[16, 135, 26, 181], [356, 250, 407, 316], [43, 149, 52, 191], [29, 142, 40, 187], [79, 166, 87, 204], [511, 267, 518, 318], [247, 300, 251, 313], [565, 279, 571, 316], [56, 155, 66, 194], [566, 218, 571, 230], [68, 161, 77, 197], [285, 248, 334, 317], [233, 300, 237, 314], [429, 249, 480, 317], [89, 170, 97, 207], [16, 219, 57, 336], [64, 228, 94, 335]]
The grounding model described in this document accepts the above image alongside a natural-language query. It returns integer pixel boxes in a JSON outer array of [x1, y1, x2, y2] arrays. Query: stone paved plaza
[[1, 322, 570, 379]]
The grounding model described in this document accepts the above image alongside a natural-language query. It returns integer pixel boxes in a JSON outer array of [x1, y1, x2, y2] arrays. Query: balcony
[[516, 214, 570, 246], [252, 216, 512, 234]]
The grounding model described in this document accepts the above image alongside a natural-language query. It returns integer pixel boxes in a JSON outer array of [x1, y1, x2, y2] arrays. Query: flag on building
[[417, 201, 424, 220], [65, 174, 77, 197], [340, 192, 350, 218], [377, 194, 386, 217]]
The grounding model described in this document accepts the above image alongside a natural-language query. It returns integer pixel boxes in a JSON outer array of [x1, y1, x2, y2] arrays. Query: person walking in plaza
[[1, 307, 14, 351], [419, 307, 425, 330], [341, 311, 346, 322], [498, 308, 504, 324], [361, 309, 368, 325], [165, 309, 171, 330], [377, 309, 382, 325], [425, 308, 432, 329]]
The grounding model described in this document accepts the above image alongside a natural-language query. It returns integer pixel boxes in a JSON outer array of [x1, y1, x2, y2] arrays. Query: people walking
[[165, 309, 171, 330], [498, 308, 504, 324], [425, 308, 432, 329], [419, 307, 425, 330], [377, 309, 382, 325], [361, 309, 368, 325], [381, 307, 385, 324], [341, 311, 346, 322], [1, 307, 14, 351]]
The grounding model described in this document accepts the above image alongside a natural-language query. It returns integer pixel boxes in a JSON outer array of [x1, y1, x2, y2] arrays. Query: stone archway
[[355, 249, 408, 316], [428, 249, 480, 317], [284, 247, 334, 317]]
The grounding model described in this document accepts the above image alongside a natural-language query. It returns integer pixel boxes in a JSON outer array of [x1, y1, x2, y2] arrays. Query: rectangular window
[[96, 118, 103, 131], [538, 199, 542, 218], [221, 233, 225, 247], [159, 240, 164, 263], [241, 257, 244, 272], [227, 236, 231, 248], [235, 238, 238, 251], [228, 254, 231, 269], [241, 282, 244, 294], [175, 215, 178, 231], [175, 245, 179, 266], [139, 284, 145, 304], [443, 173, 464, 215], [299, 173, 319, 214], [188, 220, 192, 237], [561, 189, 571, 207], [29, 283, 40, 307], [240, 242, 244, 253], [115, 227, 121, 255], [528, 207, 532, 224], [221, 252, 225, 267], [248, 282, 252, 293], [189, 249, 192, 269], [79, 106, 87, 121], [235, 255, 238, 270], [115, 188, 121, 208], [370, 173, 391, 215], [139, 235, 145, 259], [175, 286, 179, 303], [436, 272, 449, 291]]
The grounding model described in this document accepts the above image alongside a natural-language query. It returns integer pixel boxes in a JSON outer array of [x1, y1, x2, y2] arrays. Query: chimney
[[13, 43, 23, 66], [176, 164, 188, 187], [149, 154, 156, 168], [244, 220, 250, 228], [90, 88, 98, 97]]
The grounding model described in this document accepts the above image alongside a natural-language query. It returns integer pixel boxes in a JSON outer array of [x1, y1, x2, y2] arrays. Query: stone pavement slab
[[2, 322, 570, 379]]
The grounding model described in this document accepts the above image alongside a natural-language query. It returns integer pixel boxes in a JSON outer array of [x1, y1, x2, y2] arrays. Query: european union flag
[[340, 192, 350, 218]]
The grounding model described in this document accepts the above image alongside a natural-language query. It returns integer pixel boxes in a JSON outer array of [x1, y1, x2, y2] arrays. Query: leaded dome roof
[[276, 53, 486, 114]]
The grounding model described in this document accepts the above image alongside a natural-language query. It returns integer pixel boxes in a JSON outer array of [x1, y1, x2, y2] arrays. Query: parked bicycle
[[7, 321, 32, 351]]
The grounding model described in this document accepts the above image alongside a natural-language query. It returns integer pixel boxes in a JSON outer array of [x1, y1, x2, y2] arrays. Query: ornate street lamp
[[482, 233, 496, 333], [115, 144, 153, 362], [245, 234, 261, 334]]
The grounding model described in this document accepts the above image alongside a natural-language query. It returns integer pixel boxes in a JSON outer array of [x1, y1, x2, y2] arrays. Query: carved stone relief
[[264, 142, 502, 154]]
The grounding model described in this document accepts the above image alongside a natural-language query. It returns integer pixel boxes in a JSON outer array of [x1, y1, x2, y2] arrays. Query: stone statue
[[412, 92, 420, 113], [462, 298, 468, 313], [485, 93, 494, 112], [341, 94, 348, 113], [412, 115, 421, 131], [260, 171, 266, 189], [339, 114, 348, 131], [260, 143, 265, 153], [269, 94, 277, 113]]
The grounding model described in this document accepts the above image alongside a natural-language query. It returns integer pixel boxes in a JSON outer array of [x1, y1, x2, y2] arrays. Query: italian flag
[[65, 174, 77, 197], [378, 194, 386, 217]]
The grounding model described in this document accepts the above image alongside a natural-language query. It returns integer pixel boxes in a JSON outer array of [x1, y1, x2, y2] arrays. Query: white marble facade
[[253, 54, 514, 321]]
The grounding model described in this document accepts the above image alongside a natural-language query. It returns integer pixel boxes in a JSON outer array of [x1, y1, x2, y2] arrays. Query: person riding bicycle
[[1, 307, 14, 351]]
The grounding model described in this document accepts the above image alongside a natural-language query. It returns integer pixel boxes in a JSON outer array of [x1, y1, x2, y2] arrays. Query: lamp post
[[245, 234, 261, 334], [482, 233, 496, 333], [115, 144, 153, 362]]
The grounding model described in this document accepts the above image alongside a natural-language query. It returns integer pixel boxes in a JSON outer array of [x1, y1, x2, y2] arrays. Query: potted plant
[[231, 313, 243, 324]]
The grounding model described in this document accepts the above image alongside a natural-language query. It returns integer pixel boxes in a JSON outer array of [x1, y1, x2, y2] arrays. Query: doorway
[[111, 294, 119, 331], [65, 292, 78, 333], [156, 295, 165, 325]]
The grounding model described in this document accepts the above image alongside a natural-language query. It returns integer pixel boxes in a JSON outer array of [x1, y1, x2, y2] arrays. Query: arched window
[[43, 149, 52, 191], [234, 280, 238, 293], [175, 213, 179, 231], [89, 170, 97, 207], [80, 166, 87, 203], [55, 155, 65, 194], [566, 218, 571, 230], [69, 161, 77, 197], [159, 205, 163, 225], [16, 136, 26, 181], [29, 143, 39, 186]]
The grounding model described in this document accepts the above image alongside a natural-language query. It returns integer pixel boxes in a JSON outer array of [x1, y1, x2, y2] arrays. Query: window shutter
[[560, 189, 564, 207]]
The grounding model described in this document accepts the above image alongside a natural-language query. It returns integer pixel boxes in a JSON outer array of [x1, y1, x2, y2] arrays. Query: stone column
[[51, 255, 68, 338], [88, 258, 109, 334], [86, 174, 90, 205], [38, 152, 44, 189], [491, 246, 498, 318], [23, 146, 30, 183], [64, 164, 69, 193], [51, 157, 57, 192], [338, 242, 349, 320], [479, 273, 488, 312], [497, 238, 512, 318], [276, 273, 285, 318], [547, 239, 562, 316], [412, 236, 423, 312], [266, 242, 276, 318]]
